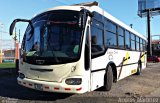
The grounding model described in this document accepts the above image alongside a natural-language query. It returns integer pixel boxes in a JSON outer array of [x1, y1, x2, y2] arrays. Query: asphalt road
[[0, 63, 160, 103]]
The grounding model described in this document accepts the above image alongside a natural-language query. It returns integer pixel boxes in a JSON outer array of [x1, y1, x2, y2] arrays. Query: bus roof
[[33, 4, 146, 41]]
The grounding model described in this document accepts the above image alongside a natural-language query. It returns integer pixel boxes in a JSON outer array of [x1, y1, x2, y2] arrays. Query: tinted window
[[140, 39, 143, 44], [131, 40, 136, 50], [118, 27, 124, 36], [91, 26, 104, 54], [104, 17, 107, 26], [118, 36, 124, 48], [136, 36, 140, 51], [131, 33, 135, 41], [140, 38, 143, 51], [136, 42, 139, 51], [136, 36, 139, 42], [143, 40, 146, 45], [140, 43, 143, 51], [104, 31, 117, 47], [131, 33, 136, 50], [93, 11, 103, 22], [125, 31, 130, 49], [23, 10, 83, 65], [118, 27, 124, 48], [143, 40, 146, 51], [92, 19, 103, 29], [32, 14, 48, 23], [106, 21, 116, 33]]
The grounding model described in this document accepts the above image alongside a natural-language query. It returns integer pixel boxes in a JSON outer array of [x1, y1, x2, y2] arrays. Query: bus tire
[[103, 65, 113, 91], [135, 63, 142, 75]]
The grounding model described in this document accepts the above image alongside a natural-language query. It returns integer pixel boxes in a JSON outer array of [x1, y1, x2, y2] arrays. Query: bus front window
[[22, 10, 83, 65]]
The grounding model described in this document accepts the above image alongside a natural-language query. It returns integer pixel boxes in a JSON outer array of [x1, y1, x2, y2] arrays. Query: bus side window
[[136, 36, 140, 51], [104, 20, 117, 48], [143, 40, 146, 51], [140, 38, 143, 51], [131, 33, 136, 50], [118, 27, 125, 48], [125, 31, 130, 49], [91, 25, 104, 57]]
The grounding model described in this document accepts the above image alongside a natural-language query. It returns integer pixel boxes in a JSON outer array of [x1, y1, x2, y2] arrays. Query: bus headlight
[[65, 78, 82, 85]]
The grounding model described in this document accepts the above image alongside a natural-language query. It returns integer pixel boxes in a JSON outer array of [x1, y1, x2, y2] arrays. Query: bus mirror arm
[[86, 11, 94, 18], [80, 9, 94, 18], [9, 19, 33, 36], [79, 9, 94, 29]]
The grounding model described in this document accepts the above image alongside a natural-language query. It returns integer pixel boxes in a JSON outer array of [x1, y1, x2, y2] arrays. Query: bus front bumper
[[17, 77, 85, 94]]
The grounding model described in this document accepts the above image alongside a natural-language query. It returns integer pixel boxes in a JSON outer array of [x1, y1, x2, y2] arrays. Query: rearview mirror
[[9, 19, 33, 36]]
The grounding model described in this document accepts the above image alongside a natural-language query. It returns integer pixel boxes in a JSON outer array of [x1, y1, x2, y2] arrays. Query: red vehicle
[[147, 40, 160, 62], [147, 56, 160, 62]]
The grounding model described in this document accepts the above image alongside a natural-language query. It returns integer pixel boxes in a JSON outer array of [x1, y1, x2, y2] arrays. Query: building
[[152, 40, 160, 56], [1, 49, 15, 63]]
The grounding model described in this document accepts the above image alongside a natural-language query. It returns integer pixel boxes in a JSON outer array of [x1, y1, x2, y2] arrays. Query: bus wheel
[[103, 65, 113, 91], [135, 63, 142, 75]]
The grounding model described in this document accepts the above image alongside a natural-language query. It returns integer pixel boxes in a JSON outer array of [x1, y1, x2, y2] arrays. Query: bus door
[[90, 18, 106, 91], [84, 17, 92, 92]]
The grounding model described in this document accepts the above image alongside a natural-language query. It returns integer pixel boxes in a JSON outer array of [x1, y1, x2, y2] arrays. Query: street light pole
[[14, 27, 19, 73], [19, 29, 20, 43], [147, 10, 152, 57]]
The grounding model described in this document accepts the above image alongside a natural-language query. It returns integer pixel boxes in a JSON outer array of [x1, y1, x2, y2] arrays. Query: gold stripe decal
[[131, 69, 137, 74], [118, 52, 130, 79]]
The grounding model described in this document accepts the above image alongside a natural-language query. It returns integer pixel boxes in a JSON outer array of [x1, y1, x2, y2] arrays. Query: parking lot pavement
[[0, 70, 72, 101], [0, 63, 159, 103]]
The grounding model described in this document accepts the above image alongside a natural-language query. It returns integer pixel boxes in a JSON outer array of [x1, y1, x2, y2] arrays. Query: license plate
[[34, 84, 43, 91]]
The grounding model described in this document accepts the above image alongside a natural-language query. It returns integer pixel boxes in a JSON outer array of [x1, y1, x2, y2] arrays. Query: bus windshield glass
[[22, 10, 83, 65]]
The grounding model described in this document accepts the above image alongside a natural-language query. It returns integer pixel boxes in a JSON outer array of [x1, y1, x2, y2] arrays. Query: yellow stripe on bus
[[124, 51, 130, 65], [131, 69, 137, 74], [141, 52, 145, 62]]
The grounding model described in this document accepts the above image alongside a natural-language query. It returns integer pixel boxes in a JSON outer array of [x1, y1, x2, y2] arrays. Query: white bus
[[10, 1, 147, 93]]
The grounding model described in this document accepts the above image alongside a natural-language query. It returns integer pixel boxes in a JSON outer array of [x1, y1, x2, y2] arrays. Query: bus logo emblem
[[36, 60, 45, 64]]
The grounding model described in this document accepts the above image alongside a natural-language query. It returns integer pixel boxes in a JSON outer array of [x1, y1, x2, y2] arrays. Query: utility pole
[[19, 29, 20, 43], [15, 27, 19, 73], [138, 0, 160, 62], [147, 10, 152, 57]]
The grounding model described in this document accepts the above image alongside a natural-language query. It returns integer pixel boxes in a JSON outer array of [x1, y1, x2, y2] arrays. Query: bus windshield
[[22, 10, 83, 65]]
